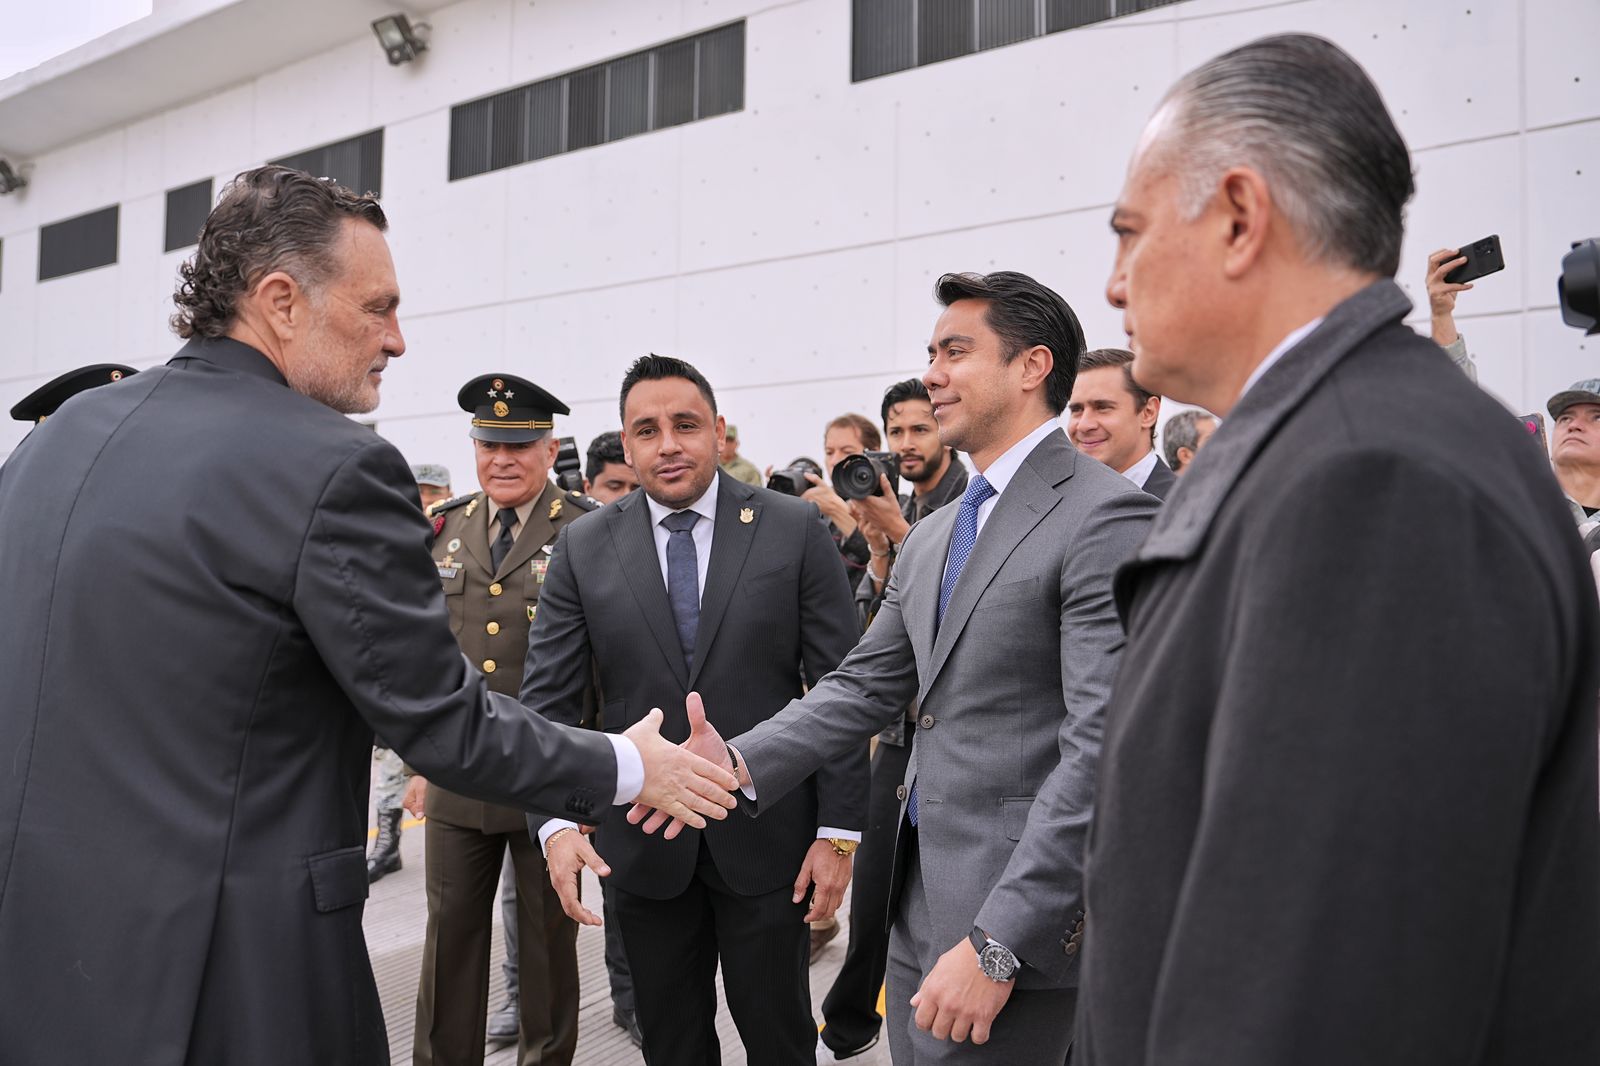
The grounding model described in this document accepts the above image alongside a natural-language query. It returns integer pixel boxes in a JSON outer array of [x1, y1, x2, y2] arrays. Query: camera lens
[[832, 454, 882, 500]]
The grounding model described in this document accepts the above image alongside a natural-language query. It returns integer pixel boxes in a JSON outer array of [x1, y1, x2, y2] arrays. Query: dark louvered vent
[[164, 178, 213, 253], [39, 205, 119, 282], [271, 129, 385, 198], [856, 0, 1190, 81], [447, 21, 746, 181]]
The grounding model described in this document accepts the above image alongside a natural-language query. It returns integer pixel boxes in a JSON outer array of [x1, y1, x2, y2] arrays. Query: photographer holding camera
[[793, 413, 883, 594]]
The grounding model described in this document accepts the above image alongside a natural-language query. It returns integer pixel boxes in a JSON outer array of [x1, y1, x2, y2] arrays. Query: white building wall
[[1, 0, 1597, 480]]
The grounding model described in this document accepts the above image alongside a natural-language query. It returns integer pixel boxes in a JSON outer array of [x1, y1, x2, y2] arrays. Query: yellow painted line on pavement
[[365, 816, 426, 839]]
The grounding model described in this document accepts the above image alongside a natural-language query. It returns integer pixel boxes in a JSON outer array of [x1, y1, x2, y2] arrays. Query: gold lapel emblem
[[464, 497, 480, 518], [527, 605, 538, 622], [739, 507, 755, 524], [493, 400, 510, 418], [446, 537, 462, 553], [549, 498, 563, 520]]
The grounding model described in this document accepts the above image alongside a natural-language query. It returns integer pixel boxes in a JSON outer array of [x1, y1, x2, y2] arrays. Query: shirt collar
[[1123, 448, 1160, 488], [488, 497, 537, 531], [645, 471, 720, 528], [1238, 317, 1324, 402], [977, 419, 1060, 496]]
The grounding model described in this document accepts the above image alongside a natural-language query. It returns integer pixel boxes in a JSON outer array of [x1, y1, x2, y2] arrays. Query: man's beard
[[900, 448, 945, 485], [288, 320, 381, 414]]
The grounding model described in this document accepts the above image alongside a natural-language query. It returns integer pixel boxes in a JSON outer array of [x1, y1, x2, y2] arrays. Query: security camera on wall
[[0, 160, 27, 195]]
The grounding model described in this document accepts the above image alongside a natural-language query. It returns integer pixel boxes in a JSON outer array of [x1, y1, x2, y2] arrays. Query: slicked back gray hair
[[1154, 34, 1414, 277], [1162, 409, 1215, 471]]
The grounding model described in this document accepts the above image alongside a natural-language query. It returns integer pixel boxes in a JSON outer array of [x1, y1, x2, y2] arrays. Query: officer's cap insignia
[[493, 400, 509, 418], [492, 378, 505, 391]]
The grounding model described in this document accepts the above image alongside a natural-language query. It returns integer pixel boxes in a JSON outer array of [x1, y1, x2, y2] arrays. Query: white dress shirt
[[542, 474, 857, 852], [966, 418, 1062, 539], [1122, 448, 1160, 490], [1238, 317, 1324, 403]]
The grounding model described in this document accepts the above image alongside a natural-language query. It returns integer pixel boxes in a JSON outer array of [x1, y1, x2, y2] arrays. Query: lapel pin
[[739, 507, 755, 524], [527, 605, 538, 622], [549, 498, 563, 520]]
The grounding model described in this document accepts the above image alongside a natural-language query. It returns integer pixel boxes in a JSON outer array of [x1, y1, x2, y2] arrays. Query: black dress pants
[[820, 724, 913, 1054], [610, 838, 811, 1066]]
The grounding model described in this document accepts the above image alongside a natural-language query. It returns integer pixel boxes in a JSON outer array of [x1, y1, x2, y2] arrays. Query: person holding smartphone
[[1425, 246, 1483, 382]]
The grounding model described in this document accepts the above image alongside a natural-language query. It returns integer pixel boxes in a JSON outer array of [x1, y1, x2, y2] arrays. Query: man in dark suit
[[1067, 347, 1174, 499], [637, 273, 1159, 1064], [0, 167, 735, 1066], [1077, 35, 1600, 1066], [409, 374, 599, 1066], [522, 355, 866, 1066]]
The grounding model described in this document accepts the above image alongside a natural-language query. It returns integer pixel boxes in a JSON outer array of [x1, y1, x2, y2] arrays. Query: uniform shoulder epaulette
[[563, 489, 602, 513], [426, 492, 479, 519], [427, 492, 480, 537]]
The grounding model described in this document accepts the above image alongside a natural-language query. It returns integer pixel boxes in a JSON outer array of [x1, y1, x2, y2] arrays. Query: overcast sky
[[0, 0, 153, 80]]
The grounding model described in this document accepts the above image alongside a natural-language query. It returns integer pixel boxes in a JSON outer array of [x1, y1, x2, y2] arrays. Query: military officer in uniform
[[410, 374, 599, 1066]]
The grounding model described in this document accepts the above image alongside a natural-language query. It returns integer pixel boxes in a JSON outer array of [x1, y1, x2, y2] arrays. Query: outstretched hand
[[628, 692, 733, 837], [624, 703, 737, 839]]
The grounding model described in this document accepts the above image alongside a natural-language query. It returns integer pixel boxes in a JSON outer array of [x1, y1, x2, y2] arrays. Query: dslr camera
[[767, 457, 823, 497], [831, 451, 901, 500], [553, 436, 584, 494]]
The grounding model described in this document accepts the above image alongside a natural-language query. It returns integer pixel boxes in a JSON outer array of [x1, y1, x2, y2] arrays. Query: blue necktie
[[909, 474, 997, 827], [661, 511, 701, 673]]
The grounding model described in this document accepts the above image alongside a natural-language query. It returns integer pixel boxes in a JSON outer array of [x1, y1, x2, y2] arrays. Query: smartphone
[[1444, 234, 1505, 285]]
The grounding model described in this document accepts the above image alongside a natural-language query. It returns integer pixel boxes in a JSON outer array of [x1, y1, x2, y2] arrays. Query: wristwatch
[[825, 837, 859, 857], [968, 927, 1020, 982]]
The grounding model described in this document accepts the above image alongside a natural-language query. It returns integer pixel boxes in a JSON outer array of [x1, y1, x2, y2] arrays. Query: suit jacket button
[[489, 582, 504, 596], [919, 714, 934, 729], [482, 659, 497, 673], [896, 785, 907, 801], [486, 621, 500, 635]]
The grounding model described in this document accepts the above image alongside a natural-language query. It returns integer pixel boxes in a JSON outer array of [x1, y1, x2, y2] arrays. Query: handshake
[[548, 692, 752, 925]]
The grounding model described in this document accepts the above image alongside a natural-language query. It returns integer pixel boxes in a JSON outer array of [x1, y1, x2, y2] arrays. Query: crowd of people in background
[[2, 30, 1596, 1066]]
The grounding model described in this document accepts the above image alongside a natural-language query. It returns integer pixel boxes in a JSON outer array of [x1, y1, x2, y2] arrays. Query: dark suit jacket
[[1077, 281, 1600, 1065], [0, 338, 618, 1066], [521, 472, 866, 898], [1139, 454, 1176, 500]]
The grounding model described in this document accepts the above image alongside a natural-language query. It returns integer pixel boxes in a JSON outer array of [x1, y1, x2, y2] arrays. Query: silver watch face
[[979, 942, 1018, 981]]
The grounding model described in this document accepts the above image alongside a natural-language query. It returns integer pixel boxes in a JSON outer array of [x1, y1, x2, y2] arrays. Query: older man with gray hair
[[0, 166, 737, 1066], [1080, 33, 1600, 1066], [1158, 409, 1215, 475]]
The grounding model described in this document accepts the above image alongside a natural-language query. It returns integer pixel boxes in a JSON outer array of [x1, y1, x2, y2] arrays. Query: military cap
[[1548, 378, 1600, 420], [10, 364, 138, 423], [457, 373, 570, 443], [411, 463, 452, 487]]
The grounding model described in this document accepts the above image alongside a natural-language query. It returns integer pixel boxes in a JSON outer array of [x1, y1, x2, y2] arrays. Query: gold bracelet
[[546, 826, 579, 850]]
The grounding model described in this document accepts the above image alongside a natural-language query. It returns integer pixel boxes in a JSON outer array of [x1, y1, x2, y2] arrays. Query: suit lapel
[[688, 473, 758, 689], [923, 434, 1068, 692], [497, 482, 558, 582], [609, 491, 691, 689], [459, 494, 493, 575]]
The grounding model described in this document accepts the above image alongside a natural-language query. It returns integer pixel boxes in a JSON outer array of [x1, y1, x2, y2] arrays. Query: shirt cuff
[[608, 734, 644, 805], [817, 827, 862, 842], [538, 818, 580, 856], [729, 743, 756, 800]]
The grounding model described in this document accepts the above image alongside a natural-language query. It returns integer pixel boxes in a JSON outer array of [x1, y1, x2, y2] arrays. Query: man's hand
[[628, 692, 734, 836], [1426, 247, 1473, 346], [910, 940, 1015, 1044], [545, 827, 608, 926], [848, 476, 909, 546], [401, 775, 428, 819], [793, 839, 853, 922], [624, 704, 737, 839], [802, 472, 856, 535]]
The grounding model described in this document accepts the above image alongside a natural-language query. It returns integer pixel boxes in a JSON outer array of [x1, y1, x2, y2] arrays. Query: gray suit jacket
[[732, 429, 1156, 988]]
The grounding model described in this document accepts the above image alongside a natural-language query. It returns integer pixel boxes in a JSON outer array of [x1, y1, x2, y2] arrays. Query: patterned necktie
[[661, 511, 702, 673], [910, 473, 997, 828], [490, 507, 518, 572]]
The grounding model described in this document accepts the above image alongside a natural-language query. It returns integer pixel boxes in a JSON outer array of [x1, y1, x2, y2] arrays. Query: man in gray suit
[[636, 271, 1157, 1063]]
